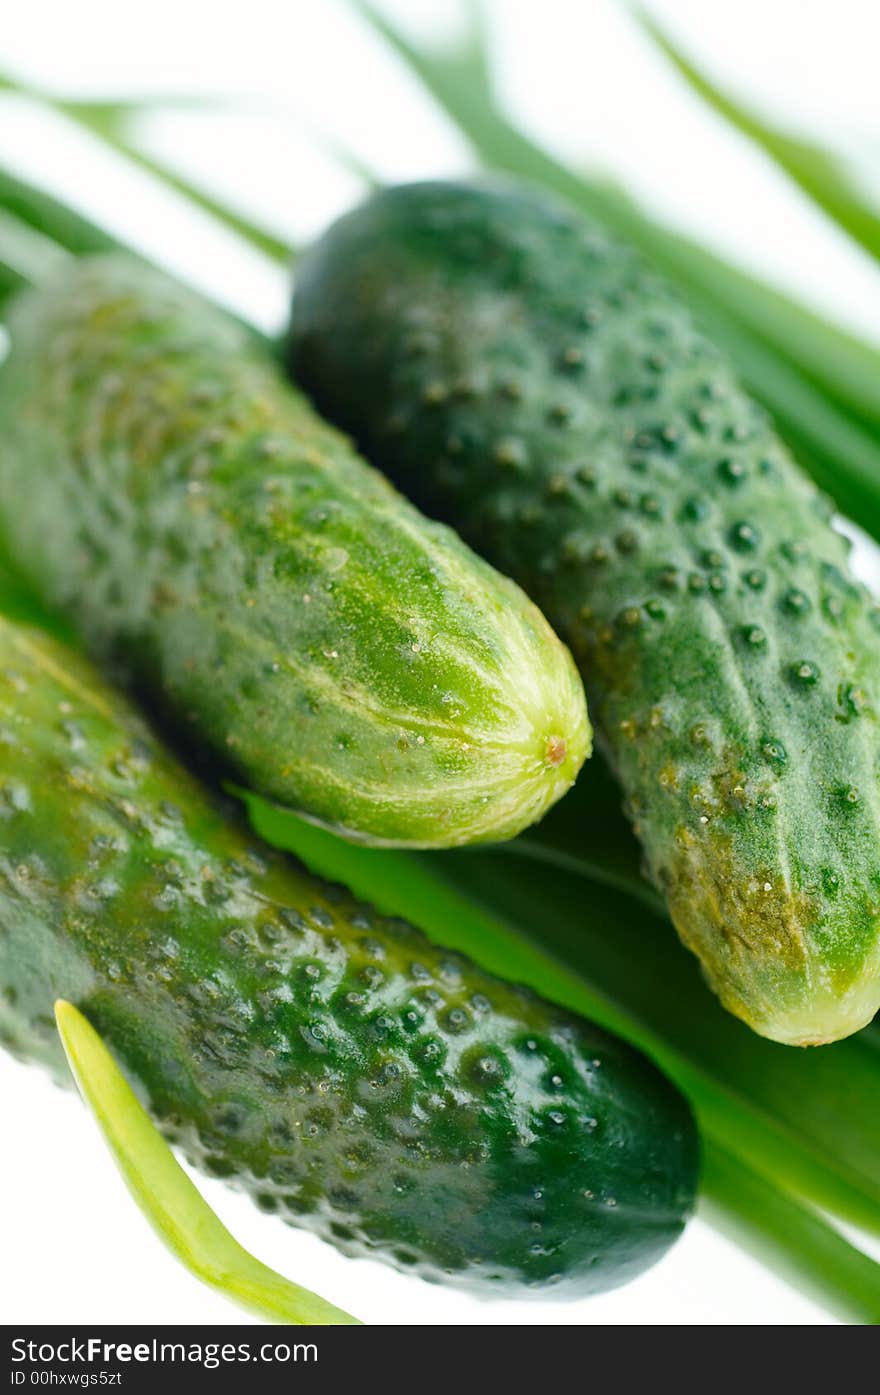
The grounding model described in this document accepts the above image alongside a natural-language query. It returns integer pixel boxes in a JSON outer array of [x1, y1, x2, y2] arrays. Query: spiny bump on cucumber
[[0, 253, 589, 851], [0, 613, 696, 1294], [289, 179, 880, 1045]]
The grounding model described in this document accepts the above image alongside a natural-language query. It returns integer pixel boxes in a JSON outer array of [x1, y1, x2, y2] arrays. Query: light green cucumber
[[0, 253, 588, 849]]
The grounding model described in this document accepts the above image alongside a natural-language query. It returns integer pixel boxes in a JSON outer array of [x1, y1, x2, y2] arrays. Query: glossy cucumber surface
[[0, 253, 588, 849], [0, 613, 696, 1295], [290, 180, 880, 1044]]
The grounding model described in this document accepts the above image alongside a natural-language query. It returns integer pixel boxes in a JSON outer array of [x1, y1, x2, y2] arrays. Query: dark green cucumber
[[0, 253, 588, 850], [0, 612, 695, 1294], [290, 180, 880, 1046]]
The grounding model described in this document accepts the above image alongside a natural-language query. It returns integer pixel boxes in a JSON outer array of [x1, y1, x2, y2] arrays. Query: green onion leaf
[[0, 71, 293, 265], [632, 4, 880, 264]]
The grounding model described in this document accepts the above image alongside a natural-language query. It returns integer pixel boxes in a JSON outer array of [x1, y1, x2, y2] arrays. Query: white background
[[1, 0, 879, 1328]]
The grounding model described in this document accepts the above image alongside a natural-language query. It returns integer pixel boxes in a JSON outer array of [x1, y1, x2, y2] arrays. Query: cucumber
[[0, 253, 588, 850], [289, 180, 880, 1046], [0, 612, 696, 1294]]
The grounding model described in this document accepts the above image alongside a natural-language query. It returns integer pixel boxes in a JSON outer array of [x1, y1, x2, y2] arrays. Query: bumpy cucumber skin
[[0, 616, 694, 1295], [0, 255, 588, 850], [290, 181, 880, 1045]]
